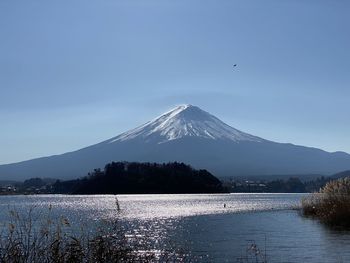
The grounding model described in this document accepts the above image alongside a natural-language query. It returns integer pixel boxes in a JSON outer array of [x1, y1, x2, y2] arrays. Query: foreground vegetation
[[0, 205, 268, 263], [302, 177, 350, 227], [0, 206, 158, 263], [0, 197, 197, 262]]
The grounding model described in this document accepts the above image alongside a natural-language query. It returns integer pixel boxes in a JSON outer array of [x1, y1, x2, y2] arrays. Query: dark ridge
[[52, 162, 225, 194], [331, 170, 350, 180]]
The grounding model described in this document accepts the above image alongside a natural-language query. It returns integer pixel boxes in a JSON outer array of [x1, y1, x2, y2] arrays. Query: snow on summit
[[108, 104, 263, 144]]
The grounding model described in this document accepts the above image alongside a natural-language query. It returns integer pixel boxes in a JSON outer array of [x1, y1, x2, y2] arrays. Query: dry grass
[[236, 240, 267, 263], [0, 204, 156, 263], [302, 177, 350, 227]]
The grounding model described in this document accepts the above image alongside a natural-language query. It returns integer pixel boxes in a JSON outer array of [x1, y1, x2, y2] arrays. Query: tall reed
[[302, 177, 350, 227], [0, 204, 154, 263]]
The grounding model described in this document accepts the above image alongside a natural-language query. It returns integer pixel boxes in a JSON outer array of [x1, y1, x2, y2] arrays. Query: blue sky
[[0, 0, 349, 164]]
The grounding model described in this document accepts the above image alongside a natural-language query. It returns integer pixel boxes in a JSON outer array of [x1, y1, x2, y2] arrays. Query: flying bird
[[233, 64, 237, 67]]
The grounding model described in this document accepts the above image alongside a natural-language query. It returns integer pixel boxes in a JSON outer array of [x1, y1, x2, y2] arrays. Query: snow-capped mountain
[[107, 104, 262, 143], [0, 105, 350, 181]]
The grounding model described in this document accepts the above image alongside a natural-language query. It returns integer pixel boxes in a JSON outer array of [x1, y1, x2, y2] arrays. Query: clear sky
[[0, 0, 349, 164]]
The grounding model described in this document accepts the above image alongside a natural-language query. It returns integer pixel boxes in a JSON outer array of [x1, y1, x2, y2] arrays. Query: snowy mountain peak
[[108, 105, 263, 144]]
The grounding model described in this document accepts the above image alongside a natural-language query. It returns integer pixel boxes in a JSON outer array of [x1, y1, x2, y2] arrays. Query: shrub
[[302, 177, 350, 227], [0, 206, 155, 263]]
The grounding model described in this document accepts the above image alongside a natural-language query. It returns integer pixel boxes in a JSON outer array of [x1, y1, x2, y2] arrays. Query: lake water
[[1, 194, 349, 262]]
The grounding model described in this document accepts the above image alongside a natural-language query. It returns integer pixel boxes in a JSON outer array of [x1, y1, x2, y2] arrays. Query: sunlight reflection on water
[[3, 194, 350, 262], [0, 193, 304, 222]]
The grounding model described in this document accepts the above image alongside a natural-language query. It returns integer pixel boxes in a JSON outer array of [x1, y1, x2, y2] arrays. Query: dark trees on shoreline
[[53, 162, 225, 194]]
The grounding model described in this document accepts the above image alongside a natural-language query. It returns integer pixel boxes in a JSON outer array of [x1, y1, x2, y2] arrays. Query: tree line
[[52, 161, 225, 194]]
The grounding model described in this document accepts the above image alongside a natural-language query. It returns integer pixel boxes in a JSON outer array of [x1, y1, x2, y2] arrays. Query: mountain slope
[[331, 170, 350, 180], [1, 105, 350, 181], [107, 104, 263, 143]]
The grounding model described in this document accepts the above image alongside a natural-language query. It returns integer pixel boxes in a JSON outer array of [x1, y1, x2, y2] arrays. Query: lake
[[0, 194, 349, 262]]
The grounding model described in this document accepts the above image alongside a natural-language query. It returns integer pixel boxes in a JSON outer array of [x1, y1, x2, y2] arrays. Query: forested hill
[[53, 162, 225, 194]]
